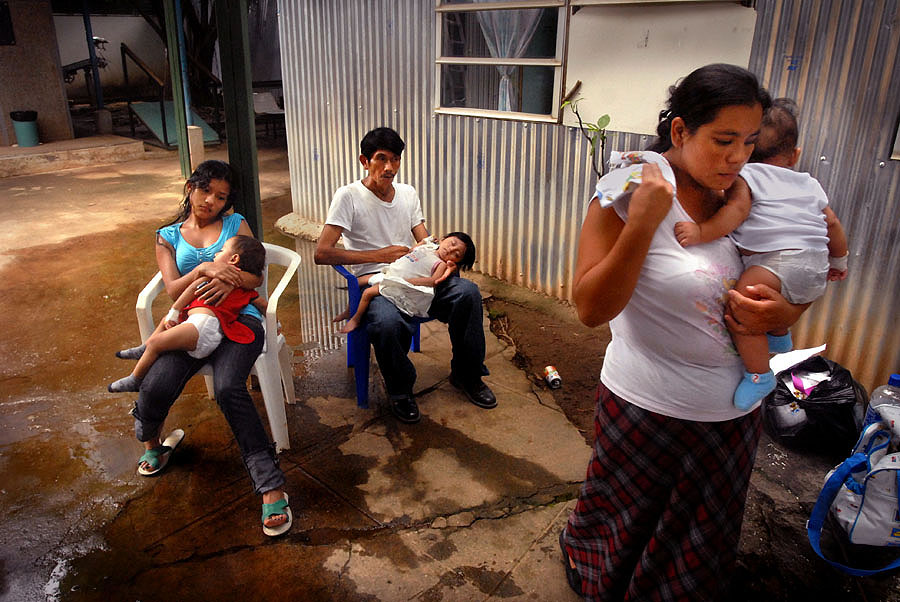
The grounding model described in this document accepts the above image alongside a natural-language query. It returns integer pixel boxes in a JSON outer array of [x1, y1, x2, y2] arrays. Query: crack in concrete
[[530, 383, 567, 415]]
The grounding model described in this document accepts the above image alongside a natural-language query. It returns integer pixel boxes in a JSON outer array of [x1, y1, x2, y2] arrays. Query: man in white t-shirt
[[315, 127, 496, 423]]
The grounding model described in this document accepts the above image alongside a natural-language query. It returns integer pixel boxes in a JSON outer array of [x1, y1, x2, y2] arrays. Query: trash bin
[[10, 110, 39, 147]]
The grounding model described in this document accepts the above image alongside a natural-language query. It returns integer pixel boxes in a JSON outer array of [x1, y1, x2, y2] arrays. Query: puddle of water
[[0, 394, 55, 446]]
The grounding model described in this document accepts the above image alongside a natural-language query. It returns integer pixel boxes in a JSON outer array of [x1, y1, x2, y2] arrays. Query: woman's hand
[[628, 163, 673, 231], [725, 283, 810, 335], [200, 261, 243, 287], [195, 277, 236, 306]]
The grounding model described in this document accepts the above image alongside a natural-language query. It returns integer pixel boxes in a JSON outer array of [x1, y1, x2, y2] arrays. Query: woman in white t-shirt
[[557, 64, 806, 601]]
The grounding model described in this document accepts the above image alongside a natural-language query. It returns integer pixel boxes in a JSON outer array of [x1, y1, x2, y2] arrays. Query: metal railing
[[119, 42, 224, 148], [120, 42, 170, 146]]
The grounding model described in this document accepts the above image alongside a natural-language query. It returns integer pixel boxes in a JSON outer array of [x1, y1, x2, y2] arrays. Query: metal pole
[[163, 0, 191, 177], [174, 0, 193, 126], [81, 1, 104, 109], [215, 0, 262, 237]]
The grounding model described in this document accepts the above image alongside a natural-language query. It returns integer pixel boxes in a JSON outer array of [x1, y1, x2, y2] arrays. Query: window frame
[[434, 1, 568, 123]]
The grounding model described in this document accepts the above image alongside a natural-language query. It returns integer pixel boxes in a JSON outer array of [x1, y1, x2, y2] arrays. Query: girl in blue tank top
[[113, 160, 291, 537]]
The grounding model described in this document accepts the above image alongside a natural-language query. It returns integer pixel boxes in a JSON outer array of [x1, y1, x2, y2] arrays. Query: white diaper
[[741, 248, 828, 304], [185, 312, 223, 358]]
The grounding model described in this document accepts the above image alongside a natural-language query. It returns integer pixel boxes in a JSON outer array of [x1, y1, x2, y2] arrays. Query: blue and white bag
[[807, 419, 900, 575]]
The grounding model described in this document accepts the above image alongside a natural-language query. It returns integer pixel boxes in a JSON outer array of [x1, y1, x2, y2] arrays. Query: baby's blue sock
[[734, 370, 776, 411], [766, 332, 793, 353]]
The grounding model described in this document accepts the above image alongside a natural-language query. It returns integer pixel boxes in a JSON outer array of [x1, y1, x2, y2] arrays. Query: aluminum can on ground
[[543, 365, 561, 389]]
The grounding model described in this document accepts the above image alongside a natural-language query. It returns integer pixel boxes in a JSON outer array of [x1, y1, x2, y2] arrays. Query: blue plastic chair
[[332, 265, 427, 408]]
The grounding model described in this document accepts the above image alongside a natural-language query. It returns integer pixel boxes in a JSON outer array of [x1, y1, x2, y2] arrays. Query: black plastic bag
[[762, 356, 867, 454]]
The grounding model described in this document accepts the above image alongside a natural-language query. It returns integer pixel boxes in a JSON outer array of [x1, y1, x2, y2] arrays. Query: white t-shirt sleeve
[[325, 185, 355, 232]]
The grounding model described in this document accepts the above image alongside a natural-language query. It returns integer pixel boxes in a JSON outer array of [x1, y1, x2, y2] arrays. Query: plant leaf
[[596, 114, 610, 130]]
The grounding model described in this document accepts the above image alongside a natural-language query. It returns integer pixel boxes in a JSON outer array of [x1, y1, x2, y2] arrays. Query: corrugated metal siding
[[749, 0, 900, 390], [277, 0, 602, 301], [294, 239, 346, 358], [278, 0, 899, 391]]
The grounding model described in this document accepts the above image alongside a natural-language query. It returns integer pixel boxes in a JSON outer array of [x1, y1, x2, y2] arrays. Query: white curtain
[[475, 8, 542, 112]]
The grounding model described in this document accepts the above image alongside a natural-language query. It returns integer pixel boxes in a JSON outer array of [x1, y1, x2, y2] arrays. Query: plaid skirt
[[562, 383, 762, 601]]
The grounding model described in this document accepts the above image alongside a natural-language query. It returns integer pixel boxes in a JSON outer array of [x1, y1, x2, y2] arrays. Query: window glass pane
[[441, 9, 557, 59], [440, 64, 555, 114]]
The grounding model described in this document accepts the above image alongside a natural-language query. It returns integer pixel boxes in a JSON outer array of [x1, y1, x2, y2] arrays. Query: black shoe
[[390, 394, 420, 423], [449, 374, 497, 409], [559, 529, 583, 596]]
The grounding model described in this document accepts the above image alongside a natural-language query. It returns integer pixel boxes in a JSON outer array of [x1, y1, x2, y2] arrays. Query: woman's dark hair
[[165, 160, 239, 226], [444, 231, 476, 271], [360, 127, 405, 159], [647, 64, 772, 153], [749, 98, 799, 163], [229, 235, 266, 277]]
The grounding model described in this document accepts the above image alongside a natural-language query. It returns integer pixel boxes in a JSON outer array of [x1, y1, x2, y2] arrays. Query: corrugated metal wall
[[277, 0, 606, 301], [749, 0, 900, 390], [279, 0, 899, 391]]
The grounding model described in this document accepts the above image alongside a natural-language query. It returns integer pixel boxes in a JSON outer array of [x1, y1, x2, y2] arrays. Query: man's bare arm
[[314, 224, 410, 266]]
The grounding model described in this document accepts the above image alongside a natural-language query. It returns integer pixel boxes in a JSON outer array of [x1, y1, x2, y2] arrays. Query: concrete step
[[0, 135, 145, 177]]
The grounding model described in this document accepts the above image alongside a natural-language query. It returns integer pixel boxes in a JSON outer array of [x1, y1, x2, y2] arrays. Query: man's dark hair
[[750, 98, 799, 163], [360, 127, 405, 159], [230, 235, 266, 277], [647, 63, 772, 153], [444, 231, 476, 271]]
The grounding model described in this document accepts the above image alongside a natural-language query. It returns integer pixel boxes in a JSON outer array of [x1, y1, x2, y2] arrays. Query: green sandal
[[262, 492, 293, 537], [137, 429, 184, 476]]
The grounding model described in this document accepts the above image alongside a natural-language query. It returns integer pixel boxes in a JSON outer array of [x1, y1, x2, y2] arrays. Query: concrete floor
[[0, 141, 590, 601]]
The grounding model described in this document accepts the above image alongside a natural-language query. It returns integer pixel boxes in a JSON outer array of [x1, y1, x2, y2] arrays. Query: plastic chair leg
[[412, 324, 421, 353], [348, 329, 370, 409], [255, 360, 290, 452], [277, 338, 296, 405]]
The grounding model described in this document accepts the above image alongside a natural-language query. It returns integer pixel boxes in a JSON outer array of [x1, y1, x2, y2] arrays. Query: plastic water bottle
[[862, 373, 900, 431]]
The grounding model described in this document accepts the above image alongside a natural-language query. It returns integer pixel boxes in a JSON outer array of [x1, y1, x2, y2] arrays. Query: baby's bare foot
[[332, 308, 350, 323], [340, 317, 360, 334]]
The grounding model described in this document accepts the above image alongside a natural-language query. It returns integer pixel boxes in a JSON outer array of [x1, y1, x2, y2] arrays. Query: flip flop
[[262, 492, 293, 537], [559, 528, 583, 596], [137, 429, 185, 476]]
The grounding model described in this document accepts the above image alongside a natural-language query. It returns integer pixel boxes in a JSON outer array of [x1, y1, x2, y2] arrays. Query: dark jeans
[[132, 314, 285, 495], [365, 274, 486, 397]]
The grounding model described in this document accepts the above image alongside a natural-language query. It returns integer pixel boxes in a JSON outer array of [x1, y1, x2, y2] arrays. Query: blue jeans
[[132, 315, 285, 495], [365, 274, 486, 396]]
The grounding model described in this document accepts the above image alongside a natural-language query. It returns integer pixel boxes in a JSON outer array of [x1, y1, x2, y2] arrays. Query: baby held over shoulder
[[675, 162, 849, 284]]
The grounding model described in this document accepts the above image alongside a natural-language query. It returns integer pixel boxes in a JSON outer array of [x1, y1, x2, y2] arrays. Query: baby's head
[[437, 232, 476, 271], [749, 97, 801, 168], [215, 235, 266, 276]]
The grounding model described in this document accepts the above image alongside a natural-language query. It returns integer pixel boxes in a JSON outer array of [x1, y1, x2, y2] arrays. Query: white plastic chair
[[135, 242, 301, 452]]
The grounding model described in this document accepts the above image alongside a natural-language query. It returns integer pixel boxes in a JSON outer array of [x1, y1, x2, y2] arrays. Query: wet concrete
[[0, 144, 590, 601]]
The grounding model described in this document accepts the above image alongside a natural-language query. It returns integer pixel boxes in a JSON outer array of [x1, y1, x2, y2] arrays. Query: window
[[435, 1, 566, 122]]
